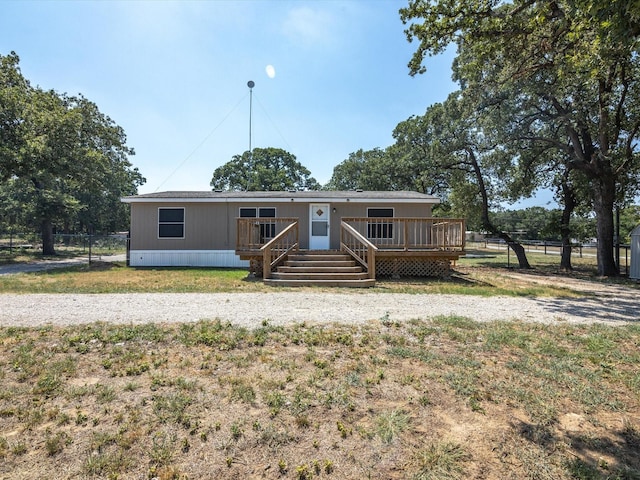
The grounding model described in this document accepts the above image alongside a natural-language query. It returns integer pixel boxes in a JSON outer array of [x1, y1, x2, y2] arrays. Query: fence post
[[625, 246, 629, 276]]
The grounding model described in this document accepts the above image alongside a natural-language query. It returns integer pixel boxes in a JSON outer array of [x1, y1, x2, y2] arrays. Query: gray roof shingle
[[122, 190, 440, 203]]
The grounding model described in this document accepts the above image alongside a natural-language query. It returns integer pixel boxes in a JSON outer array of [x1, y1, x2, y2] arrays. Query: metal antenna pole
[[246, 81, 255, 192], [247, 81, 254, 155]]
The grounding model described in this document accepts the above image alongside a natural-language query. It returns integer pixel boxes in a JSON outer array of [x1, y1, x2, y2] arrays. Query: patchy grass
[[375, 272, 580, 296], [0, 262, 268, 293], [0, 257, 614, 297], [0, 319, 639, 479], [3, 241, 637, 297], [0, 249, 76, 264], [460, 243, 636, 281]]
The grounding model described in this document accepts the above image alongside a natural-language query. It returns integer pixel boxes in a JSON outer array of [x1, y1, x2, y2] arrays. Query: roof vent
[[356, 189, 363, 193], [214, 189, 223, 193]]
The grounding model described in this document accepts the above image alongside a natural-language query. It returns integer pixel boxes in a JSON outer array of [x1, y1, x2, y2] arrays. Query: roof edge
[[121, 190, 441, 204]]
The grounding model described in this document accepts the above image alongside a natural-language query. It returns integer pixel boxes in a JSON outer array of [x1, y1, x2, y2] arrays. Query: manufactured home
[[121, 190, 465, 286]]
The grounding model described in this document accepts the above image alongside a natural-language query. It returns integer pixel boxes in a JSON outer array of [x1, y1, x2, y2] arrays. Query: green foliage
[[210, 147, 319, 191], [324, 148, 405, 191], [0, 52, 145, 253], [490, 207, 598, 242], [152, 392, 193, 427], [400, 1, 640, 276], [620, 205, 640, 243], [83, 450, 131, 478], [389, 91, 537, 269]]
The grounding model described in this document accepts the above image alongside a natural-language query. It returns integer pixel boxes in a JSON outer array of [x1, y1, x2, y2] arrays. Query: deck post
[[258, 220, 299, 280], [263, 247, 272, 279], [369, 248, 376, 279], [404, 221, 409, 251]]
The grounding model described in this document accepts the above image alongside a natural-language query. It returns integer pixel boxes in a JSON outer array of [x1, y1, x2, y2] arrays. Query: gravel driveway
[[1, 289, 637, 328], [1, 258, 637, 328]]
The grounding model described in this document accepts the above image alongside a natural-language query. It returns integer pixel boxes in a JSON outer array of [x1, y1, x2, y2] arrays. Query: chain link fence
[[479, 239, 632, 275], [0, 232, 128, 258]]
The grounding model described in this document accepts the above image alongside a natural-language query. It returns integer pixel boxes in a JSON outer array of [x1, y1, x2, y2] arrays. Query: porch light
[[332, 207, 336, 213]]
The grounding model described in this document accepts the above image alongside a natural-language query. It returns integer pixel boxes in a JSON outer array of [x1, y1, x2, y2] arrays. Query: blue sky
[[1, 0, 459, 194]]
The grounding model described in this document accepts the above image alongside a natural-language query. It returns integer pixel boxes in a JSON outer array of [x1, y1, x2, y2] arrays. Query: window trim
[[239, 206, 277, 241], [239, 207, 257, 218], [258, 207, 276, 218], [158, 207, 185, 239], [366, 207, 394, 240], [367, 207, 394, 218], [238, 207, 277, 218]]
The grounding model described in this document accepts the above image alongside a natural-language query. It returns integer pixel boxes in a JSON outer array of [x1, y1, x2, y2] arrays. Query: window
[[239, 207, 276, 218], [239, 208, 256, 218], [367, 208, 394, 239], [239, 207, 276, 240], [158, 208, 185, 238]]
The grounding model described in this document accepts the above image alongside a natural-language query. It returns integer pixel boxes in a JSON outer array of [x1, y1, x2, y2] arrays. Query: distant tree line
[[0, 52, 144, 255], [490, 206, 640, 245]]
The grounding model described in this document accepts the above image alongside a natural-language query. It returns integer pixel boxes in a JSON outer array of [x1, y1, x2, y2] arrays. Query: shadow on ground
[[513, 418, 640, 478], [533, 295, 640, 324]]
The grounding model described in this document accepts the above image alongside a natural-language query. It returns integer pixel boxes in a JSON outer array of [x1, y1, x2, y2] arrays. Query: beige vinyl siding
[[130, 202, 232, 250], [328, 202, 431, 249], [129, 201, 433, 251]]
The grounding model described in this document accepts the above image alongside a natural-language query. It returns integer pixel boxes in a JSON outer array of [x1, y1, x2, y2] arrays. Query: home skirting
[[128, 250, 249, 268]]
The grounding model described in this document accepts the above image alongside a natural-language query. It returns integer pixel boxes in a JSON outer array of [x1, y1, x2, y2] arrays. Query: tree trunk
[[560, 233, 573, 271], [592, 177, 618, 276], [468, 149, 532, 269], [41, 218, 56, 256], [496, 231, 532, 269], [559, 171, 576, 271]]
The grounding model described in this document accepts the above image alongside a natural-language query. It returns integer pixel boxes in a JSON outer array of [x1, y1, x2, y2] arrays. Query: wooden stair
[[264, 251, 375, 288]]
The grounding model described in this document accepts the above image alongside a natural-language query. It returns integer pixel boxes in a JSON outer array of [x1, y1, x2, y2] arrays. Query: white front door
[[309, 203, 330, 250]]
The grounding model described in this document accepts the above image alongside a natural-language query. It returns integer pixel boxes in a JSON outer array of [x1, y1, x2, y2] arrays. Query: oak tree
[[401, 0, 640, 275], [0, 52, 144, 254], [211, 147, 319, 191]]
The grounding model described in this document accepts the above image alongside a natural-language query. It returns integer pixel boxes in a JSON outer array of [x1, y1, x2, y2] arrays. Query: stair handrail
[[341, 220, 378, 279], [260, 221, 299, 279]]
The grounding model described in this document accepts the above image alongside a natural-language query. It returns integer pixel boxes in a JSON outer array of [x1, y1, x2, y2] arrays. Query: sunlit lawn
[[0, 263, 267, 294], [0, 242, 635, 296], [0, 261, 596, 297]]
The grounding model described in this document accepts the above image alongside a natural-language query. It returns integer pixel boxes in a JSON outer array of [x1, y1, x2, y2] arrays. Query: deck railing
[[237, 218, 299, 251], [341, 221, 378, 279], [342, 217, 465, 251], [237, 217, 465, 253], [260, 221, 299, 279]]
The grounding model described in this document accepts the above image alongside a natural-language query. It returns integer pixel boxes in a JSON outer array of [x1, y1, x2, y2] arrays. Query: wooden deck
[[237, 217, 465, 285]]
